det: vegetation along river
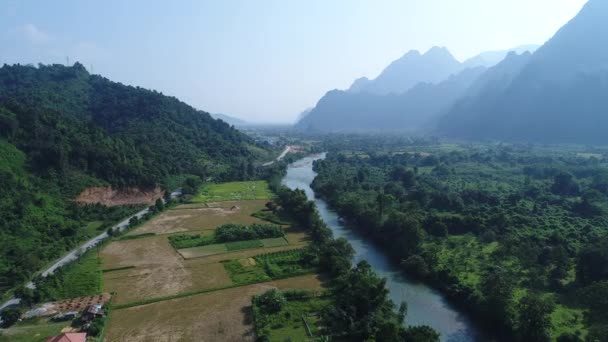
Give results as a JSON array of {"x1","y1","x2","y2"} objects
[{"x1": 282, "y1": 153, "x2": 482, "y2": 342}]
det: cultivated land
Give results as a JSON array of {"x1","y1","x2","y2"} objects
[
  {"x1": 105, "y1": 275, "x2": 323, "y2": 342},
  {"x1": 101, "y1": 181, "x2": 323, "y2": 341},
  {"x1": 126, "y1": 200, "x2": 269, "y2": 235},
  {"x1": 191, "y1": 181, "x2": 273, "y2": 203}
]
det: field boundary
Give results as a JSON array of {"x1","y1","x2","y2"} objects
[
  {"x1": 112, "y1": 270, "x2": 318, "y2": 310},
  {"x1": 102, "y1": 266, "x2": 136, "y2": 273}
]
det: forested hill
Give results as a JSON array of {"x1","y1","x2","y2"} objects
[
  {"x1": 0, "y1": 63, "x2": 265, "y2": 292},
  {"x1": 0, "y1": 63, "x2": 261, "y2": 188}
]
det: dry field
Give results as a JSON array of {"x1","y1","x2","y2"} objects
[
  {"x1": 102, "y1": 196, "x2": 321, "y2": 341},
  {"x1": 126, "y1": 200, "x2": 268, "y2": 235},
  {"x1": 105, "y1": 275, "x2": 325, "y2": 342},
  {"x1": 101, "y1": 235, "x2": 233, "y2": 305}
]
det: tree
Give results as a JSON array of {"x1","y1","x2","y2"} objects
[
  {"x1": 182, "y1": 175, "x2": 202, "y2": 195},
  {"x1": 401, "y1": 255, "x2": 430, "y2": 279},
  {"x1": 551, "y1": 172, "x2": 579, "y2": 196},
  {"x1": 402, "y1": 325, "x2": 440, "y2": 342},
  {"x1": 254, "y1": 289, "x2": 286, "y2": 314},
  {"x1": 517, "y1": 293, "x2": 554, "y2": 342},
  {"x1": 319, "y1": 238, "x2": 354, "y2": 276},
  {"x1": 14, "y1": 286, "x2": 35, "y2": 307},
  {"x1": 382, "y1": 212, "x2": 423, "y2": 258},
  {"x1": 576, "y1": 238, "x2": 608, "y2": 286},
  {"x1": 376, "y1": 193, "x2": 394, "y2": 221},
  {"x1": 325, "y1": 261, "x2": 409, "y2": 341},
  {"x1": 0, "y1": 307, "x2": 22, "y2": 328},
  {"x1": 480, "y1": 267, "x2": 515, "y2": 333},
  {"x1": 155, "y1": 198, "x2": 165, "y2": 212},
  {"x1": 128, "y1": 216, "x2": 139, "y2": 227}
]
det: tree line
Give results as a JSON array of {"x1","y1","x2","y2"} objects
[{"x1": 311, "y1": 143, "x2": 608, "y2": 341}]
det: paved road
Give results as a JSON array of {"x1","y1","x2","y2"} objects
[
  {"x1": 0, "y1": 190, "x2": 181, "y2": 313},
  {"x1": 262, "y1": 145, "x2": 292, "y2": 166}
]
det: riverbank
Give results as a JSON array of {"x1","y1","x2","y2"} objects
[{"x1": 282, "y1": 154, "x2": 482, "y2": 342}]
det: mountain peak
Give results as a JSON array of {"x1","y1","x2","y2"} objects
[
  {"x1": 403, "y1": 49, "x2": 421, "y2": 58},
  {"x1": 425, "y1": 46, "x2": 452, "y2": 57}
]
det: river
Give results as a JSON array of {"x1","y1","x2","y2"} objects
[{"x1": 282, "y1": 153, "x2": 481, "y2": 342}]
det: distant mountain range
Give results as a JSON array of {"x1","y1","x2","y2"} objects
[
  {"x1": 298, "y1": 0, "x2": 608, "y2": 143},
  {"x1": 439, "y1": 0, "x2": 608, "y2": 143},
  {"x1": 296, "y1": 45, "x2": 536, "y2": 132},
  {"x1": 297, "y1": 66, "x2": 486, "y2": 132}
]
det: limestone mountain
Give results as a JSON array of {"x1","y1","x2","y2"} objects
[
  {"x1": 348, "y1": 46, "x2": 463, "y2": 95},
  {"x1": 438, "y1": 0, "x2": 608, "y2": 143},
  {"x1": 296, "y1": 66, "x2": 486, "y2": 132}
]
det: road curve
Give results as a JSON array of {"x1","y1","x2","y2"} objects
[{"x1": 262, "y1": 145, "x2": 292, "y2": 166}]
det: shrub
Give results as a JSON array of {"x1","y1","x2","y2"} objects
[{"x1": 254, "y1": 289, "x2": 287, "y2": 314}]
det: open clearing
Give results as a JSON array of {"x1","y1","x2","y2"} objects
[
  {"x1": 127, "y1": 200, "x2": 268, "y2": 235},
  {"x1": 191, "y1": 181, "x2": 273, "y2": 203},
  {"x1": 105, "y1": 275, "x2": 324, "y2": 342}
]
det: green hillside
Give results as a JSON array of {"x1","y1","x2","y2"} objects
[{"x1": 0, "y1": 63, "x2": 266, "y2": 292}]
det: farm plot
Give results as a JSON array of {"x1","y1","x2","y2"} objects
[
  {"x1": 191, "y1": 181, "x2": 273, "y2": 203},
  {"x1": 223, "y1": 249, "x2": 314, "y2": 286},
  {"x1": 177, "y1": 237, "x2": 291, "y2": 259},
  {"x1": 105, "y1": 275, "x2": 324, "y2": 342},
  {"x1": 127, "y1": 200, "x2": 268, "y2": 235},
  {"x1": 254, "y1": 296, "x2": 330, "y2": 342},
  {"x1": 101, "y1": 235, "x2": 232, "y2": 305}
]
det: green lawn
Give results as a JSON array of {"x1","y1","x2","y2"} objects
[
  {"x1": 191, "y1": 181, "x2": 273, "y2": 203},
  {"x1": 0, "y1": 319, "x2": 66, "y2": 342}
]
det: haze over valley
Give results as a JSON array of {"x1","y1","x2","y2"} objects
[{"x1": 3, "y1": 1, "x2": 608, "y2": 342}]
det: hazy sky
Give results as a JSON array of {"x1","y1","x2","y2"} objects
[{"x1": 0, "y1": 0, "x2": 587, "y2": 123}]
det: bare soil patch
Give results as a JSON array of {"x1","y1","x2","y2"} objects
[{"x1": 75, "y1": 186, "x2": 163, "y2": 206}]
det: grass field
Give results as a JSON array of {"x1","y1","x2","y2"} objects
[
  {"x1": 191, "y1": 181, "x2": 273, "y2": 203},
  {"x1": 38, "y1": 251, "x2": 103, "y2": 300},
  {"x1": 255, "y1": 297, "x2": 329, "y2": 341},
  {"x1": 0, "y1": 319, "x2": 66, "y2": 342}
]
